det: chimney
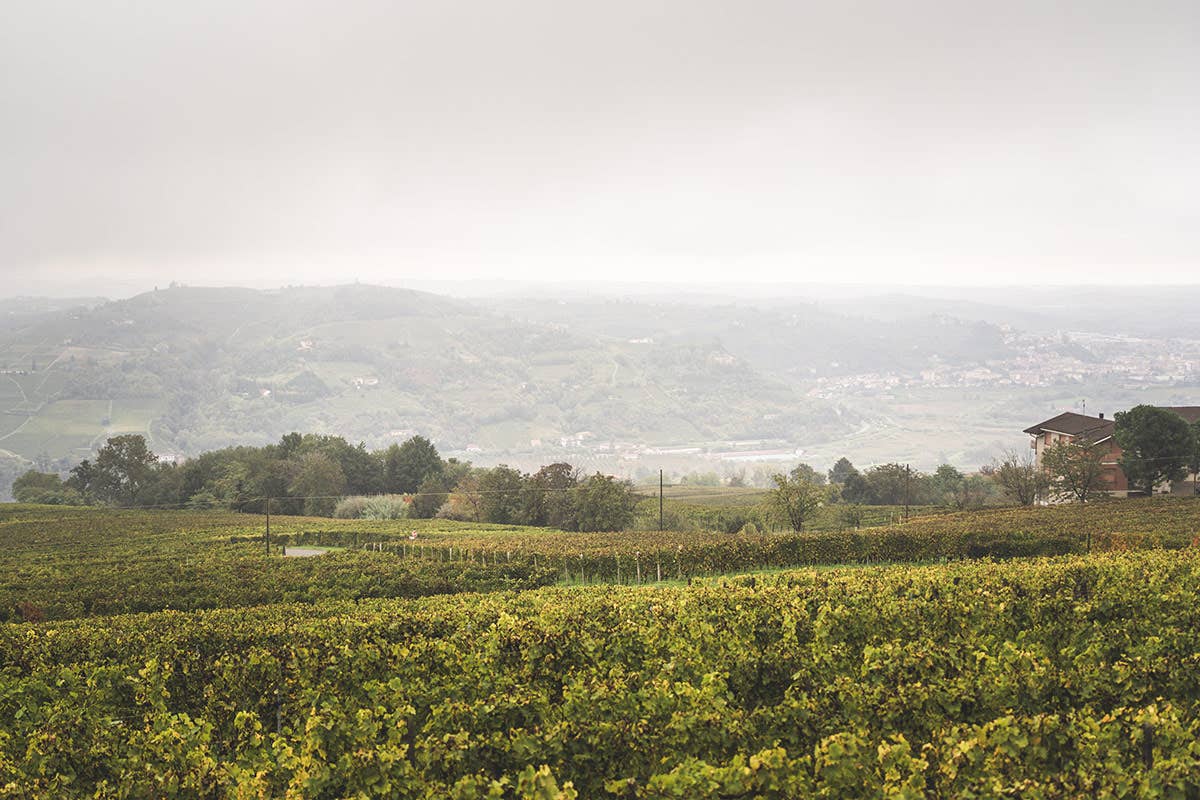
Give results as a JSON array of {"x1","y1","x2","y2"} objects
[{"x1": 1098, "y1": 412, "x2": 1104, "y2": 420}]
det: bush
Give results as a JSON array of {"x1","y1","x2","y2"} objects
[
  {"x1": 334, "y1": 495, "x2": 409, "y2": 520},
  {"x1": 720, "y1": 510, "x2": 754, "y2": 534},
  {"x1": 361, "y1": 495, "x2": 409, "y2": 520},
  {"x1": 185, "y1": 490, "x2": 222, "y2": 510},
  {"x1": 10, "y1": 470, "x2": 83, "y2": 506},
  {"x1": 333, "y1": 496, "x2": 371, "y2": 519}
]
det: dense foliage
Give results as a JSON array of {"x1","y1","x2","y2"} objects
[
  {"x1": 1114, "y1": 405, "x2": 1197, "y2": 495},
  {"x1": 3, "y1": 550, "x2": 1200, "y2": 796},
  {"x1": 14, "y1": 434, "x2": 637, "y2": 528}
]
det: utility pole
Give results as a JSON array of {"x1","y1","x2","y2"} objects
[
  {"x1": 265, "y1": 497, "x2": 271, "y2": 555},
  {"x1": 657, "y1": 470, "x2": 667, "y2": 532},
  {"x1": 903, "y1": 464, "x2": 910, "y2": 523}
]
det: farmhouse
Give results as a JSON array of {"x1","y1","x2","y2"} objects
[{"x1": 1024, "y1": 407, "x2": 1200, "y2": 497}]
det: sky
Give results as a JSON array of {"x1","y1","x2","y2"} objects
[{"x1": 2, "y1": 0, "x2": 1199, "y2": 292}]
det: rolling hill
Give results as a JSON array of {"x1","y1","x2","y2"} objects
[{"x1": 0, "y1": 284, "x2": 856, "y2": 495}]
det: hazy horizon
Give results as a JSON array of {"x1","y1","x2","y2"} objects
[{"x1": 13, "y1": 276, "x2": 1200, "y2": 304}]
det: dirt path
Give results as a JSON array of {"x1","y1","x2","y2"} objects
[{"x1": 283, "y1": 547, "x2": 326, "y2": 558}]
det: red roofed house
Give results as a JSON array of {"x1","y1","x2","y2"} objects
[{"x1": 1024, "y1": 407, "x2": 1200, "y2": 499}]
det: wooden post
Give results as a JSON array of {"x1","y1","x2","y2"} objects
[{"x1": 659, "y1": 469, "x2": 664, "y2": 531}]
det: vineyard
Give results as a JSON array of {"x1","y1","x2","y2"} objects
[
  {"x1": 3, "y1": 550, "x2": 1200, "y2": 797},
  {"x1": 0, "y1": 507, "x2": 555, "y2": 622},
  {"x1": 630, "y1": 491, "x2": 948, "y2": 534},
  {"x1": 4, "y1": 499, "x2": 1200, "y2": 621}
]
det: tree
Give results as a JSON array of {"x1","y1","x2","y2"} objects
[
  {"x1": 478, "y1": 465, "x2": 526, "y2": 524},
  {"x1": 244, "y1": 457, "x2": 301, "y2": 515},
  {"x1": 442, "y1": 470, "x2": 485, "y2": 522},
  {"x1": 931, "y1": 464, "x2": 965, "y2": 507},
  {"x1": 276, "y1": 432, "x2": 304, "y2": 460},
  {"x1": 135, "y1": 462, "x2": 186, "y2": 508},
  {"x1": 328, "y1": 440, "x2": 383, "y2": 496},
  {"x1": 828, "y1": 457, "x2": 858, "y2": 486},
  {"x1": 862, "y1": 463, "x2": 921, "y2": 506},
  {"x1": 573, "y1": 473, "x2": 636, "y2": 532},
  {"x1": 1189, "y1": 420, "x2": 1200, "y2": 495},
  {"x1": 90, "y1": 435, "x2": 159, "y2": 506},
  {"x1": 766, "y1": 473, "x2": 827, "y2": 532},
  {"x1": 410, "y1": 474, "x2": 451, "y2": 519},
  {"x1": 66, "y1": 459, "x2": 97, "y2": 498},
  {"x1": 1114, "y1": 405, "x2": 1196, "y2": 495},
  {"x1": 789, "y1": 463, "x2": 826, "y2": 485},
  {"x1": 383, "y1": 436, "x2": 444, "y2": 494},
  {"x1": 11, "y1": 471, "x2": 81, "y2": 505},
  {"x1": 680, "y1": 471, "x2": 721, "y2": 487},
  {"x1": 1042, "y1": 436, "x2": 1107, "y2": 503},
  {"x1": 951, "y1": 474, "x2": 993, "y2": 510},
  {"x1": 522, "y1": 463, "x2": 578, "y2": 528},
  {"x1": 294, "y1": 434, "x2": 382, "y2": 495},
  {"x1": 288, "y1": 452, "x2": 346, "y2": 516},
  {"x1": 12, "y1": 470, "x2": 62, "y2": 500},
  {"x1": 840, "y1": 470, "x2": 874, "y2": 504},
  {"x1": 990, "y1": 450, "x2": 1047, "y2": 506},
  {"x1": 411, "y1": 458, "x2": 472, "y2": 519}
]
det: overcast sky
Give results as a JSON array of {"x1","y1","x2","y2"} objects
[{"x1": 2, "y1": 0, "x2": 1199, "y2": 292}]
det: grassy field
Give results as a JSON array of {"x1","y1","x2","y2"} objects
[{"x1": 0, "y1": 396, "x2": 167, "y2": 461}]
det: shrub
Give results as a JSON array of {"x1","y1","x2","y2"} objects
[
  {"x1": 333, "y1": 496, "x2": 371, "y2": 519},
  {"x1": 361, "y1": 495, "x2": 409, "y2": 520},
  {"x1": 334, "y1": 495, "x2": 409, "y2": 519}
]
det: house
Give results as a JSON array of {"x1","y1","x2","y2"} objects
[{"x1": 1024, "y1": 407, "x2": 1200, "y2": 498}]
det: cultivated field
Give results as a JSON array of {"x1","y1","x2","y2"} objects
[
  {"x1": 2, "y1": 498, "x2": 1200, "y2": 796},
  {"x1": 4, "y1": 498, "x2": 1199, "y2": 622}
]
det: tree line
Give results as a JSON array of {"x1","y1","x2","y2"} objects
[
  {"x1": 10, "y1": 433, "x2": 638, "y2": 531},
  {"x1": 14, "y1": 404, "x2": 1196, "y2": 531},
  {"x1": 762, "y1": 404, "x2": 1200, "y2": 532},
  {"x1": 759, "y1": 458, "x2": 1002, "y2": 533}
]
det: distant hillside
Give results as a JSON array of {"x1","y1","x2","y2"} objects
[
  {"x1": 492, "y1": 297, "x2": 1015, "y2": 378},
  {"x1": 5, "y1": 282, "x2": 1199, "y2": 500},
  {"x1": 0, "y1": 285, "x2": 856, "y2": 491}
]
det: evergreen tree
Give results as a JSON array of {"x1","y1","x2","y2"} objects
[{"x1": 1114, "y1": 405, "x2": 1195, "y2": 495}]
